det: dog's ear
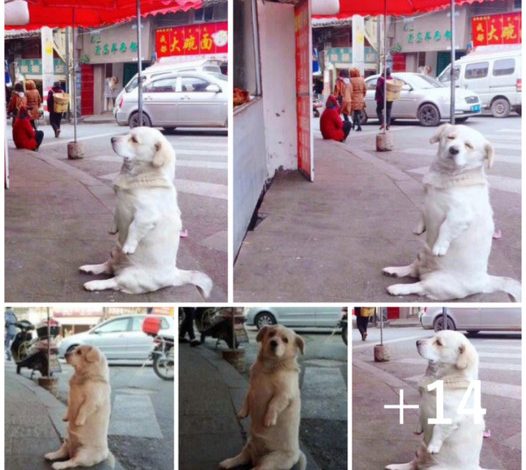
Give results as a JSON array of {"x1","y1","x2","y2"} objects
[
  {"x1": 152, "y1": 140, "x2": 167, "y2": 167},
  {"x1": 256, "y1": 326, "x2": 269, "y2": 343},
  {"x1": 429, "y1": 123, "x2": 452, "y2": 144},
  {"x1": 85, "y1": 346, "x2": 100, "y2": 363},
  {"x1": 484, "y1": 141, "x2": 494, "y2": 169},
  {"x1": 295, "y1": 334, "x2": 305, "y2": 355},
  {"x1": 456, "y1": 342, "x2": 475, "y2": 370}
]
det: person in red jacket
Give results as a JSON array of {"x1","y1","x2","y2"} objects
[
  {"x1": 320, "y1": 95, "x2": 352, "y2": 142},
  {"x1": 13, "y1": 106, "x2": 44, "y2": 151}
]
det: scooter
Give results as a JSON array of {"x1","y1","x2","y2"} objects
[
  {"x1": 11, "y1": 319, "x2": 61, "y2": 377},
  {"x1": 142, "y1": 316, "x2": 174, "y2": 381},
  {"x1": 195, "y1": 308, "x2": 248, "y2": 349}
]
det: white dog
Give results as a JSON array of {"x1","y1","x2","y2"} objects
[
  {"x1": 220, "y1": 325, "x2": 307, "y2": 470},
  {"x1": 383, "y1": 124, "x2": 521, "y2": 301},
  {"x1": 386, "y1": 330, "x2": 485, "y2": 470},
  {"x1": 45, "y1": 345, "x2": 113, "y2": 469},
  {"x1": 79, "y1": 127, "x2": 213, "y2": 297}
]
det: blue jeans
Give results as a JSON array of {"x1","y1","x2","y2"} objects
[{"x1": 5, "y1": 334, "x2": 14, "y2": 360}]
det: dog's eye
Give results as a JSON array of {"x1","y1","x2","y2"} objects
[
  {"x1": 131, "y1": 136, "x2": 138, "y2": 143},
  {"x1": 435, "y1": 339, "x2": 442, "y2": 346},
  {"x1": 268, "y1": 331, "x2": 275, "y2": 338},
  {"x1": 447, "y1": 135, "x2": 455, "y2": 140},
  {"x1": 76, "y1": 350, "x2": 81, "y2": 354},
  {"x1": 282, "y1": 337, "x2": 288, "y2": 343},
  {"x1": 465, "y1": 142, "x2": 473, "y2": 150}
]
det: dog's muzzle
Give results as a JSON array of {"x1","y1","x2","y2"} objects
[
  {"x1": 448, "y1": 145, "x2": 460, "y2": 156},
  {"x1": 270, "y1": 339, "x2": 278, "y2": 350}
]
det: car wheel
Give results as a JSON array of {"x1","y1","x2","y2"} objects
[
  {"x1": 491, "y1": 97, "x2": 511, "y2": 118},
  {"x1": 455, "y1": 117, "x2": 469, "y2": 123},
  {"x1": 129, "y1": 112, "x2": 152, "y2": 128},
  {"x1": 417, "y1": 103, "x2": 441, "y2": 126},
  {"x1": 254, "y1": 312, "x2": 277, "y2": 329},
  {"x1": 466, "y1": 330, "x2": 480, "y2": 337},
  {"x1": 433, "y1": 315, "x2": 456, "y2": 332}
]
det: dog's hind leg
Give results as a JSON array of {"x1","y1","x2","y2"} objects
[
  {"x1": 219, "y1": 445, "x2": 251, "y2": 469},
  {"x1": 79, "y1": 260, "x2": 113, "y2": 275},
  {"x1": 387, "y1": 281, "x2": 426, "y2": 297},
  {"x1": 83, "y1": 277, "x2": 120, "y2": 292},
  {"x1": 44, "y1": 441, "x2": 69, "y2": 461},
  {"x1": 51, "y1": 448, "x2": 108, "y2": 469},
  {"x1": 383, "y1": 260, "x2": 419, "y2": 279}
]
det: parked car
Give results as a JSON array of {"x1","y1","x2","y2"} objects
[
  {"x1": 114, "y1": 70, "x2": 227, "y2": 129},
  {"x1": 420, "y1": 307, "x2": 521, "y2": 335},
  {"x1": 58, "y1": 315, "x2": 174, "y2": 360},
  {"x1": 362, "y1": 72, "x2": 482, "y2": 126},
  {"x1": 437, "y1": 46, "x2": 521, "y2": 117},
  {"x1": 245, "y1": 307, "x2": 341, "y2": 330}
]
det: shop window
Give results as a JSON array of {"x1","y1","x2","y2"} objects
[
  {"x1": 465, "y1": 62, "x2": 488, "y2": 79},
  {"x1": 493, "y1": 58, "x2": 515, "y2": 76},
  {"x1": 234, "y1": 0, "x2": 262, "y2": 97}
]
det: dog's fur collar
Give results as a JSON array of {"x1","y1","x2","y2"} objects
[
  {"x1": 114, "y1": 172, "x2": 172, "y2": 190},
  {"x1": 424, "y1": 166, "x2": 487, "y2": 190},
  {"x1": 255, "y1": 355, "x2": 300, "y2": 374},
  {"x1": 70, "y1": 372, "x2": 109, "y2": 386}
]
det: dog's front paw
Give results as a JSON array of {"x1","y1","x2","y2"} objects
[
  {"x1": 219, "y1": 458, "x2": 234, "y2": 469},
  {"x1": 122, "y1": 241, "x2": 137, "y2": 254},
  {"x1": 264, "y1": 412, "x2": 277, "y2": 427},
  {"x1": 44, "y1": 452, "x2": 56, "y2": 461},
  {"x1": 432, "y1": 240, "x2": 449, "y2": 256},
  {"x1": 52, "y1": 462, "x2": 69, "y2": 470},
  {"x1": 427, "y1": 442, "x2": 441, "y2": 454},
  {"x1": 236, "y1": 410, "x2": 248, "y2": 420}
]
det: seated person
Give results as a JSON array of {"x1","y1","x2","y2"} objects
[
  {"x1": 13, "y1": 106, "x2": 44, "y2": 151},
  {"x1": 320, "y1": 95, "x2": 352, "y2": 142}
]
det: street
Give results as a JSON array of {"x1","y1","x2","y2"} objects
[
  {"x1": 13, "y1": 358, "x2": 174, "y2": 470},
  {"x1": 352, "y1": 325, "x2": 521, "y2": 469},
  {"x1": 201, "y1": 327, "x2": 349, "y2": 469},
  {"x1": 5, "y1": 120, "x2": 227, "y2": 301}
]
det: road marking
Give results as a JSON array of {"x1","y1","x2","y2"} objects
[
  {"x1": 404, "y1": 147, "x2": 520, "y2": 161},
  {"x1": 177, "y1": 160, "x2": 227, "y2": 170},
  {"x1": 176, "y1": 149, "x2": 227, "y2": 157},
  {"x1": 302, "y1": 367, "x2": 347, "y2": 420},
  {"x1": 352, "y1": 334, "x2": 426, "y2": 351},
  {"x1": 399, "y1": 358, "x2": 521, "y2": 371},
  {"x1": 109, "y1": 394, "x2": 163, "y2": 438},
  {"x1": 175, "y1": 178, "x2": 227, "y2": 200}
]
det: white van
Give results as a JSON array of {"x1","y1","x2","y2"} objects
[{"x1": 437, "y1": 46, "x2": 521, "y2": 117}]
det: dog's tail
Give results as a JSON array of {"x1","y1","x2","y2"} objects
[
  {"x1": 297, "y1": 450, "x2": 307, "y2": 470},
  {"x1": 174, "y1": 269, "x2": 213, "y2": 299},
  {"x1": 485, "y1": 275, "x2": 522, "y2": 302}
]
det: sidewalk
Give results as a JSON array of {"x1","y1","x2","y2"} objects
[
  {"x1": 352, "y1": 357, "x2": 512, "y2": 469},
  {"x1": 179, "y1": 345, "x2": 320, "y2": 470},
  {"x1": 234, "y1": 135, "x2": 518, "y2": 302},
  {"x1": 5, "y1": 139, "x2": 217, "y2": 302},
  {"x1": 5, "y1": 363, "x2": 120, "y2": 470}
]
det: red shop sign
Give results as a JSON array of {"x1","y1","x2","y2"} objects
[
  {"x1": 155, "y1": 21, "x2": 228, "y2": 58},
  {"x1": 472, "y1": 12, "x2": 521, "y2": 46}
]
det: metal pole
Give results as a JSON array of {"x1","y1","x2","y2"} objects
[
  {"x1": 442, "y1": 307, "x2": 448, "y2": 330},
  {"x1": 380, "y1": 308, "x2": 384, "y2": 345},
  {"x1": 72, "y1": 9, "x2": 77, "y2": 142},
  {"x1": 383, "y1": 3, "x2": 387, "y2": 133},
  {"x1": 450, "y1": 0, "x2": 456, "y2": 124},
  {"x1": 136, "y1": 0, "x2": 143, "y2": 126},
  {"x1": 47, "y1": 307, "x2": 51, "y2": 377}
]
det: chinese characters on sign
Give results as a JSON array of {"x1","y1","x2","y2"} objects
[
  {"x1": 94, "y1": 41, "x2": 137, "y2": 56},
  {"x1": 155, "y1": 22, "x2": 228, "y2": 58},
  {"x1": 472, "y1": 12, "x2": 521, "y2": 46},
  {"x1": 407, "y1": 29, "x2": 452, "y2": 44}
]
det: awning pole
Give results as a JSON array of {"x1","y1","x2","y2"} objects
[
  {"x1": 450, "y1": 0, "x2": 456, "y2": 124},
  {"x1": 72, "y1": 8, "x2": 77, "y2": 142},
  {"x1": 383, "y1": 0, "x2": 387, "y2": 133},
  {"x1": 136, "y1": 0, "x2": 143, "y2": 126}
]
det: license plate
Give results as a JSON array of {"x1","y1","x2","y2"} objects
[
  {"x1": 471, "y1": 104, "x2": 481, "y2": 112},
  {"x1": 49, "y1": 356, "x2": 61, "y2": 373}
]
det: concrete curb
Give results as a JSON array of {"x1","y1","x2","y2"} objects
[
  {"x1": 14, "y1": 374, "x2": 125, "y2": 470},
  {"x1": 196, "y1": 346, "x2": 322, "y2": 470}
]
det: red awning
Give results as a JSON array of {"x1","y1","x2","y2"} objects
[
  {"x1": 6, "y1": 0, "x2": 203, "y2": 30},
  {"x1": 316, "y1": 0, "x2": 491, "y2": 17}
]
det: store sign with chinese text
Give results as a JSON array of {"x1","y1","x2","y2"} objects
[
  {"x1": 19, "y1": 58, "x2": 66, "y2": 76},
  {"x1": 295, "y1": 0, "x2": 313, "y2": 182},
  {"x1": 472, "y1": 12, "x2": 521, "y2": 46},
  {"x1": 93, "y1": 40, "x2": 138, "y2": 57},
  {"x1": 406, "y1": 29, "x2": 452, "y2": 45},
  {"x1": 155, "y1": 22, "x2": 228, "y2": 58}
]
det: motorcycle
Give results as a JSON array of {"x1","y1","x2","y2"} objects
[
  {"x1": 11, "y1": 319, "x2": 62, "y2": 377},
  {"x1": 194, "y1": 308, "x2": 248, "y2": 349},
  {"x1": 142, "y1": 316, "x2": 174, "y2": 381}
]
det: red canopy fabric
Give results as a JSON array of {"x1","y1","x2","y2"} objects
[
  {"x1": 317, "y1": 0, "x2": 491, "y2": 17},
  {"x1": 6, "y1": 0, "x2": 202, "y2": 30}
]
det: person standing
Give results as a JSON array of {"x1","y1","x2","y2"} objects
[
  {"x1": 375, "y1": 68, "x2": 393, "y2": 130},
  {"x1": 320, "y1": 95, "x2": 352, "y2": 142},
  {"x1": 334, "y1": 70, "x2": 353, "y2": 122},
  {"x1": 179, "y1": 307, "x2": 200, "y2": 347},
  {"x1": 13, "y1": 106, "x2": 44, "y2": 151},
  {"x1": 7, "y1": 82, "x2": 26, "y2": 121},
  {"x1": 47, "y1": 81, "x2": 65, "y2": 138},
  {"x1": 5, "y1": 307, "x2": 18, "y2": 361},
  {"x1": 355, "y1": 306, "x2": 375, "y2": 341},
  {"x1": 24, "y1": 80, "x2": 42, "y2": 129},
  {"x1": 350, "y1": 67, "x2": 367, "y2": 131}
]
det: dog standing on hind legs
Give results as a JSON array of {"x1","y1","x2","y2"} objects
[
  {"x1": 383, "y1": 123, "x2": 521, "y2": 301},
  {"x1": 220, "y1": 325, "x2": 307, "y2": 470}
]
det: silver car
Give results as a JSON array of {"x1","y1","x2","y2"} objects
[
  {"x1": 245, "y1": 307, "x2": 342, "y2": 330},
  {"x1": 115, "y1": 70, "x2": 227, "y2": 129},
  {"x1": 58, "y1": 315, "x2": 174, "y2": 360},
  {"x1": 363, "y1": 72, "x2": 482, "y2": 126},
  {"x1": 420, "y1": 307, "x2": 521, "y2": 335}
]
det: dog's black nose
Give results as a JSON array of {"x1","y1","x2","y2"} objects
[
  {"x1": 416, "y1": 339, "x2": 423, "y2": 346},
  {"x1": 449, "y1": 145, "x2": 460, "y2": 155},
  {"x1": 111, "y1": 137, "x2": 117, "y2": 143},
  {"x1": 270, "y1": 340, "x2": 278, "y2": 349}
]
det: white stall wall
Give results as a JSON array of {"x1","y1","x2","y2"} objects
[{"x1": 258, "y1": 0, "x2": 297, "y2": 176}]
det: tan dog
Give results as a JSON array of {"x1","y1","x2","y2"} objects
[
  {"x1": 220, "y1": 325, "x2": 307, "y2": 470},
  {"x1": 45, "y1": 345, "x2": 113, "y2": 469},
  {"x1": 386, "y1": 330, "x2": 485, "y2": 470}
]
